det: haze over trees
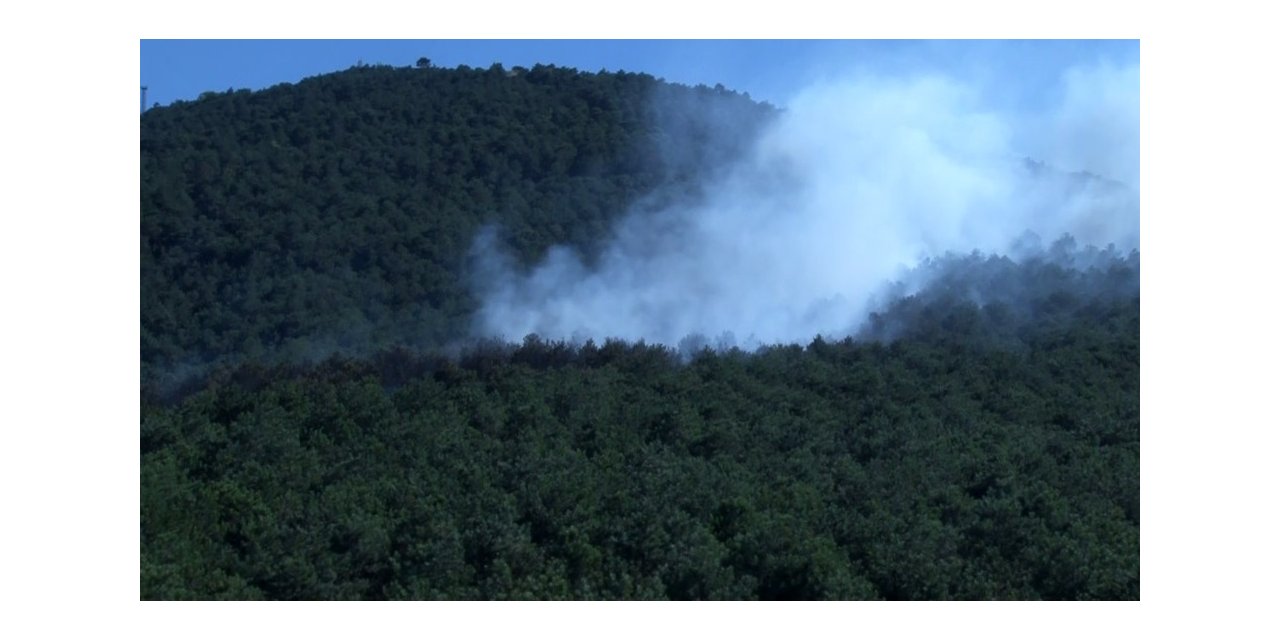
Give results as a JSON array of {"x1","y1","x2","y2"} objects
[
  {"x1": 142, "y1": 62, "x2": 773, "y2": 389},
  {"x1": 140, "y1": 62, "x2": 1138, "y2": 600}
]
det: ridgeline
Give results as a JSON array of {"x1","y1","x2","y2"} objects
[{"x1": 140, "y1": 63, "x2": 1138, "y2": 600}]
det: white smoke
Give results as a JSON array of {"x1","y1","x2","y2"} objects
[{"x1": 470, "y1": 63, "x2": 1139, "y2": 348}]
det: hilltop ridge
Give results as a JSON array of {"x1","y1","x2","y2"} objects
[{"x1": 142, "y1": 63, "x2": 776, "y2": 386}]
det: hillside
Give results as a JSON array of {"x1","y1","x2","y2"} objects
[
  {"x1": 141, "y1": 244, "x2": 1139, "y2": 600},
  {"x1": 141, "y1": 63, "x2": 775, "y2": 387},
  {"x1": 139, "y1": 63, "x2": 1138, "y2": 600},
  {"x1": 142, "y1": 292, "x2": 1138, "y2": 599}
]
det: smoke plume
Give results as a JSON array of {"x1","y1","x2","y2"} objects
[{"x1": 470, "y1": 62, "x2": 1139, "y2": 348}]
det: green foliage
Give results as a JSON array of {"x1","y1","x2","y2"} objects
[
  {"x1": 140, "y1": 63, "x2": 1138, "y2": 600},
  {"x1": 141, "y1": 294, "x2": 1139, "y2": 600},
  {"x1": 141, "y1": 63, "x2": 774, "y2": 388}
]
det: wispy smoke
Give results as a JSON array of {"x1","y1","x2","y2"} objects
[{"x1": 470, "y1": 62, "x2": 1139, "y2": 347}]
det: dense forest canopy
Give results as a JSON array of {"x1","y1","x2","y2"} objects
[
  {"x1": 141, "y1": 63, "x2": 774, "y2": 389},
  {"x1": 140, "y1": 62, "x2": 1138, "y2": 600},
  {"x1": 142, "y1": 270, "x2": 1138, "y2": 599}
]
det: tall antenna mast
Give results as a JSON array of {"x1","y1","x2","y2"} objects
[{"x1": 141, "y1": 86, "x2": 148, "y2": 113}]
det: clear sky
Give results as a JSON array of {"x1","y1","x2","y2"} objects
[{"x1": 140, "y1": 39, "x2": 1137, "y2": 111}]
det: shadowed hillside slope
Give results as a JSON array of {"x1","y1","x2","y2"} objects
[{"x1": 142, "y1": 63, "x2": 775, "y2": 386}]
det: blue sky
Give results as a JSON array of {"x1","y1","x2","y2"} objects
[{"x1": 140, "y1": 40, "x2": 1137, "y2": 111}]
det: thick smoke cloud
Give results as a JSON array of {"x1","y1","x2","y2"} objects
[{"x1": 471, "y1": 63, "x2": 1139, "y2": 348}]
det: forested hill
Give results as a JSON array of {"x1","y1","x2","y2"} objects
[
  {"x1": 141, "y1": 62, "x2": 1139, "y2": 600},
  {"x1": 142, "y1": 287, "x2": 1138, "y2": 600},
  {"x1": 142, "y1": 241, "x2": 1139, "y2": 599},
  {"x1": 141, "y1": 63, "x2": 776, "y2": 387}
]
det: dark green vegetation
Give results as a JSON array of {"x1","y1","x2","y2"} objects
[
  {"x1": 142, "y1": 62, "x2": 772, "y2": 388},
  {"x1": 141, "y1": 63, "x2": 1138, "y2": 600},
  {"x1": 141, "y1": 247, "x2": 1139, "y2": 599}
]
